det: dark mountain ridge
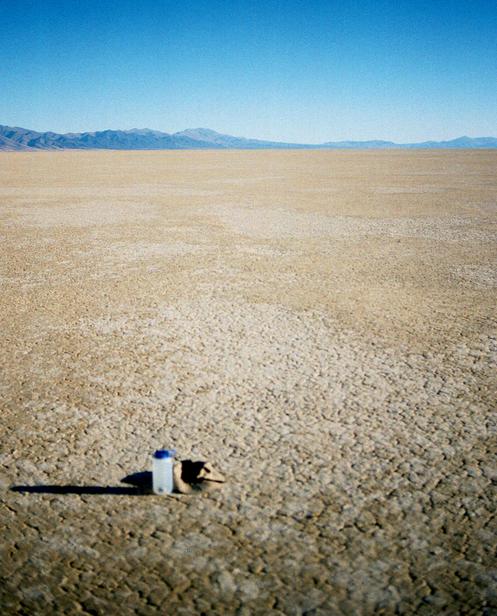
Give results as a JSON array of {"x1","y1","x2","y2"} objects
[{"x1": 1, "y1": 124, "x2": 496, "y2": 151}]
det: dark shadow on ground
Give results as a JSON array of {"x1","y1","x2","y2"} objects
[{"x1": 10, "y1": 471, "x2": 153, "y2": 496}]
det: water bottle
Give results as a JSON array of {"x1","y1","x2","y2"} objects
[{"x1": 152, "y1": 449, "x2": 176, "y2": 494}]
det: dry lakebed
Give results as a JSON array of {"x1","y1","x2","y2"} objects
[{"x1": 0, "y1": 150, "x2": 496, "y2": 615}]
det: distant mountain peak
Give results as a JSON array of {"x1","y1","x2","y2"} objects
[
  {"x1": 177, "y1": 128, "x2": 224, "y2": 137},
  {"x1": 173, "y1": 128, "x2": 246, "y2": 145},
  {"x1": 125, "y1": 128, "x2": 168, "y2": 136}
]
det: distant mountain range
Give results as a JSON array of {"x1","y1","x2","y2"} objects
[{"x1": 1, "y1": 124, "x2": 496, "y2": 151}]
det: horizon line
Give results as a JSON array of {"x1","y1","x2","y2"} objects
[{"x1": 2, "y1": 122, "x2": 497, "y2": 146}]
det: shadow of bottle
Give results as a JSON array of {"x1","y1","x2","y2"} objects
[{"x1": 10, "y1": 471, "x2": 153, "y2": 496}]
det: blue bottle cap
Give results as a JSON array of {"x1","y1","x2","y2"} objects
[{"x1": 154, "y1": 449, "x2": 176, "y2": 459}]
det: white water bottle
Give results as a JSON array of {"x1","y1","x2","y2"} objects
[{"x1": 152, "y1": 449, "x2": 176, "y2": 494}]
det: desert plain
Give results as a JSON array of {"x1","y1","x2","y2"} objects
[{"x1": 0, "y1": 149, "x2": 496, "y2": 615}]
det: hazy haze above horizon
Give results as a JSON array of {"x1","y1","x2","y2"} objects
[{"x1": 0, "y1": 0, "x2": 496, "y2": 143}]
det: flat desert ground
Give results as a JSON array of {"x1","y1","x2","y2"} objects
[{"x1": 0, "y1": 150, "x2": 496, "y2": 615}]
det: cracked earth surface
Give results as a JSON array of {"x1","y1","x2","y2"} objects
[{"x1": 1, "y1": 150, "x2": 496, "y2": 614}]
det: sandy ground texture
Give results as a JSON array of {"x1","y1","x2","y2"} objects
[{"x1": 0, "y1": 150, "x2": 496, "y2": 615}]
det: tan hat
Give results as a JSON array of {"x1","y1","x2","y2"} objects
[{"x1": 173, "y1": 460, "x2": 226, "y2": 494}]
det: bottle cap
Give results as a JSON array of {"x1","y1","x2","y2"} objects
[{"x1": 154, "y1": 449, "x2": 176, "y2": 459}]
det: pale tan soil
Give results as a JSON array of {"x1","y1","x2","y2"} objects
[{"x1": 0, "y1": 150, "x2": 496, "y2": 615}]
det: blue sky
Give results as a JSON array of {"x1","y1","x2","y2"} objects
[{"x1": 0, "y1": 0, "x2": 496, "y2": 142}]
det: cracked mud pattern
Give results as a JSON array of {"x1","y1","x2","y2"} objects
[{"x1": 1, "y1": 150, "x2": 496, "y2": 615}]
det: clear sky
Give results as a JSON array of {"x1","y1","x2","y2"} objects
[{"x1": 0, "y1": 0, "x2": 496, "y2": 142}]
